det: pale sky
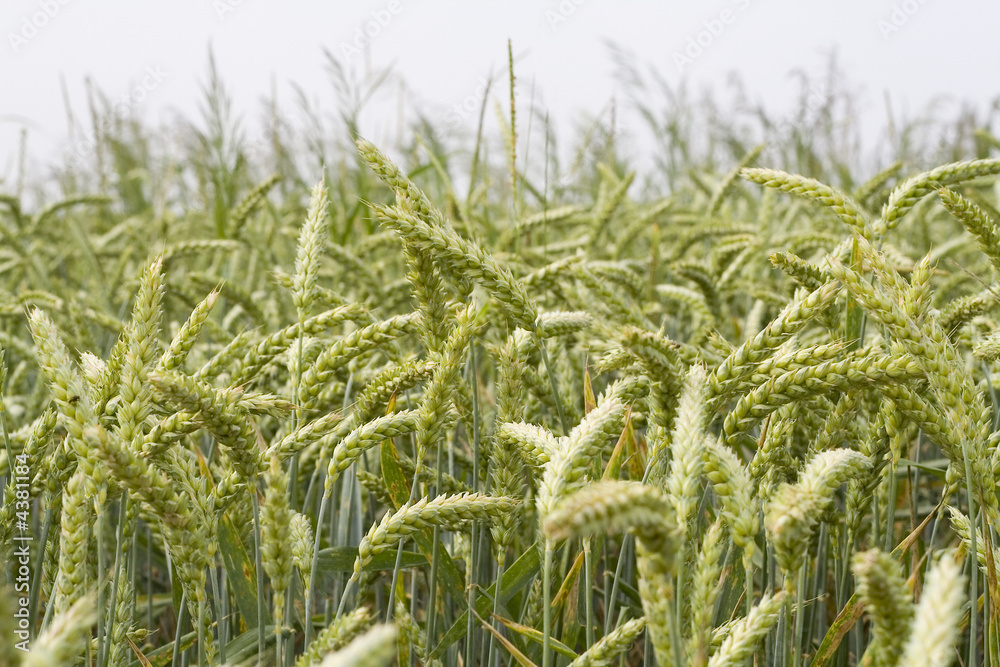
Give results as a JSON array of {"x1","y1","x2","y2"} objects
[{"x1": 2, "y1": 1, "x2": 998, "y2": 184}]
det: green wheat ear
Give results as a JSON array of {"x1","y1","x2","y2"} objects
[
  {"x1": 708, "y1": 591, "x2": 787, "y2": 667},
  {"x1": 898, "y1": 551, "x2": 965, "y2": 667},
  {"x1": 852, "y1": 549, "x2": 913, "y2": 667},
  {"x1": 293, "y1": 178, "x2": 330, "y2": 317},
  {"x1": 741, "y1": 167, "x2": 871, "y2": 236},
  {"x1": 261, "y1": 457, "x2": 293, "y2": 639},
  {"x1": 666, "y1": 364, "x2": 707, "y2": 532},
  {"x1": 12, "y1": 50, "x2": 1000, "y2": 667},
  {"x1": 298, "y1": 607, "x2": 373, "y2": 667},
  {"x1": 879, "y1": 157, "x2": 1000, "y2": 234},
  {"x1": 765, "y1": 448, "x2": 870, "y2": 580},
  {"x1": 569, "y1": 617, "x2": 646, "y2": 667},
  {"x1": 543, "y1": 480, "x2": 676, "y2": 543},
  {"x1": 22, "y1": 594, "x2": 97, "y2": 666},
  {"x1": 317, "y1": 624, "x2": 398, "y2": 667}
]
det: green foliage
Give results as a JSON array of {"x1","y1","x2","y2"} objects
[{"x1": 2, "y1": 60, "x2": 1000, "y2": 667}]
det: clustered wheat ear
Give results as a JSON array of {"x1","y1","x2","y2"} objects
[
  {"x1": 8, "y1": 85, "x2": 1000, "y2": 667},
  {"x1": 766, "y1": 448, "x2": 871, "y2": 580}
]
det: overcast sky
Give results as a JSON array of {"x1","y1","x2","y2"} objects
[{"x1": 2, "y1": 0, "x2": 998, "y2": 182}]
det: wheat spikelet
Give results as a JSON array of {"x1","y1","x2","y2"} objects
[
  {"x1": 880, "y1": 157, "x2": 1000, "y2": 233},
  {"x1": 323, "y1": 409, "x2": 420, "y2": 493},
  {"x1": 27, "y1": 309, "x2": 101, "y2": 491},
  {"x1": 149, "y1": 370, "x2": 262, "y2": 482},
  {"x1": 704, "y1": 437, "x2": 759, "y2": 565},
  {"x1": 947, "y1": 506, "x2": 1000, "y2": 573},
  {"x1": 297, "y1": 606, "x2": 373, "y2": 667},
  {"x1": 709, "y1": 280, "x2": 840, "y2": 407},
  {"x1": 852, "y1": 549, "x2": 913, "y2": 666},
  {"x1": 537, "y1": 310, "x2": 594, "y2": 338},
  {"x1": 318, "y1": 623, "x2": 397, "y2": 667},
  {"x1": 52, "y1": 470, "x2": 90, "y2": 617},
  {"x1": 416, "y1": 304, "x2": 481, "y2": 461},
  {"x1": 293, "y1": 179, "x2": 330, "y2": 317},
  {"x1": 262, "y1": 457, "x2": 293, "y2": 636},
  {"x1": 357, "y1": 137, "x2": 439, "y2": 222},
  {"x1": 22, "y1": 594, "x2": 96, "y2": 667},
  {"x1": 491, "y1": 331, "x2": 529, "y2": 557},
  {"x1": 741, "y1": 167, "x2": 870, "y2": 236},
  {"x1": 496, "y1": 421, "x2": 558, "y2": 467},
  {"x1": 393, "y1": 598, "x2": 443, "y2": 667},
  {"x1": 707, "y1": 591, "x2": 786, "y2": 667},
  {"x1": 158, "y1": 288, "x2": 219, "y2": 373},
  {"x1": 723, "y1": 351, "x2": 923, "y2": 447},
  {"x1": 299, "y1": 313, "x2": 421, "y2": 406},
  {"x1": 666, "y1": 364, "x2": 707, "y2": 530},
  {"x1": 371, "y1": 202, "x2": 538, "y2": 330},
  {"x1": 537, "y1": 397, "x2": 627, "y2": 523},
  {"x1": 232, "y1": 303, "x2": 371, "y2": 386},
  {"x1": 829, "y1": 232, "x2": 995, "y2": 504},
  {"x1": 543, "y1": 480, "x2": 674, "y2": 543},
  {"x1": 635, "y1": 537, "x2": 678, "y2": 667},
  {"x1": 569, "y1": 616, "x2": 646, "y2": 667},
  {"x1": 290, "y1": 511, "x2": 315, "y2": 587},
  {"x1": 769, "y1": 250, "x2": 828, "y2": 291},
  {"x1": 944, "y1": 290, "x2": 1000, "y2": 339},
  {"x1": 898, "y1": 552, "x2": 965, "y2": 667},
  {"x1": 268, "y1": 409, "x2": 344, "y2": 461},
  {"x1": 765, "y1": 449, "x2": 870, "y2": 578},
  {"x1": 687, "y1": 520, "x2": 725, "y2": 665},
  {"x1": 106, "y1": 573, "x2": 142, "y2": 667},
  {"x1": 116, "y1": 258, "x2": 164, "y2": 459},
  {"x1": 229, "y1": 172, "x2": 280, "y2": 237},
  {"x1": 354, "y1": 493, "x2": 517, "y2": 576},
  {"x1": 291, "y1": 358, "x2": 435, "y2": 465}
]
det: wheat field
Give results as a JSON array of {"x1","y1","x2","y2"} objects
[{"x1": 2, "y1": 57, "x2": 1000, "y2": 667}]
